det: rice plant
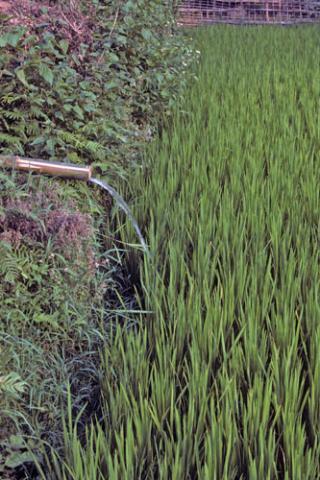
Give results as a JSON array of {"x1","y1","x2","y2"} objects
[{"x1": 53, "y1": 25, "x2": 320, "y2": 479}]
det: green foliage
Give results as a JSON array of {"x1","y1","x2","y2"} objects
[
  {"x1": 0, "y1": 242, "x2": 89, "y2": 328},
  {"x1": 0, "y1": 1, "x2": 194, "y2": 172},
  {"x1": 0, "y1": 176, "x2": 96, "y2": 330}
]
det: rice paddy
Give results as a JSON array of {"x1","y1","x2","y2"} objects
[{"x1": 60, "y1": 26, "x2": 320, "y2": 479}]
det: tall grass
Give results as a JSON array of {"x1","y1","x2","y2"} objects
[{"x1": 57, "y1": 26, "x2": 320, "y2": 479}]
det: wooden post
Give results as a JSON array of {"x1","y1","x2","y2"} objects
[{"x1": 266, "y1": 0, "x2": 270, "y2": 21}]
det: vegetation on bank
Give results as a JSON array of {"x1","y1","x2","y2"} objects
[
  {"x1": 56, "y1": 26, "x2": 320, "y2": 479},
  {"x1": 0, "y1": 1, "x2": 195, "y2": 477},
  {"x1": 2, "y1": 3, "x2": 319, "y2": 479}
]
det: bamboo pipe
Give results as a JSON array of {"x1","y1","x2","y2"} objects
[{"x1": 0, "y1": 155, "x2": 92, "y2": 181}]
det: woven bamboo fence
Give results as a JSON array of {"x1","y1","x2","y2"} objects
[{"x1": 178, "y1": 0, "x2": 320, "y2": 25}]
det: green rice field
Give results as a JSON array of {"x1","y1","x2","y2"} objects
[{"x1": 60, "y1": 26, "x2": 320, "y2": 479}]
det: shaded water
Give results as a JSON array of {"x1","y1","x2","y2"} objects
[{"x1": 90, "y1": 177, "x2": 150, "y2": 256}]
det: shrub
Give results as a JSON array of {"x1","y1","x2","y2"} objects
[{"x1": 0, "y1": 0, "x2": 194, "y2": 171}]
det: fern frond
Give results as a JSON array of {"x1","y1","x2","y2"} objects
[
  {"x1": 0, "y1": 109, "x2": 26, "y2": 121},
  {"x1": 0, "y1": 94, "x2": 27, "y2": 105},
  {"x1": 28, "y1": 108, "x2": 49, "y2": 120},
  {"x1": 0, "y1": 372, "x2": 28, "y2": 400},
  {"x1": 0, "y1": 133, "x2": 23, "y2": 146},
  {"x1": 0, "y1": 243, "x2": 20, "y2": 284},
  {"x1": 56, "y1": 129, "x2": 106, "y2": 157}
]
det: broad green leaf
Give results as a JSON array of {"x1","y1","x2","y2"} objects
[
  {"x1": 0, "y1": 35, "x2": 8, "y2": 48},
  {"x1": 59, "y1": 39, "x2": 69, "y2": 55},
  {"x1": 6, "y1": 31, "x2": 25, "y2": 47},
  {"x1": 5, "y1": 451, "x2": 35, "y2": 469},
  {"x1": 8, "y1": 435, "x2": 25, "y2": 450},
  {"x1": 15, "y1": 69, "x2": 28, "y2": 87},
  {"x1": 73, "y1": 104, "x2": 84, "y2": 119},
  {"x1": 141, "y1": 29, "x2": 153, "y2": 41},
  {"x1": 39, "y1": 63, "x2": 54, "y2": 86},
  {"x1": 0, "y1": 30, "x2": 24, "y2": 48}
]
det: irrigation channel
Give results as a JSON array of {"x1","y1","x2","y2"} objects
[{"x1": 125, "y1": 26, "x2": 320, "y2": 478}]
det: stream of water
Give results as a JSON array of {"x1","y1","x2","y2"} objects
[{"x1": 89, "y1": 177, "x2": 150, "y2": 257}]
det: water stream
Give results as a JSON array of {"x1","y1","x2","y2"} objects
[{"x1": 89, "y1": 177, "x2": 150, "y2": 257}]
